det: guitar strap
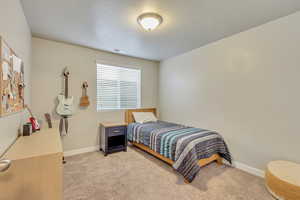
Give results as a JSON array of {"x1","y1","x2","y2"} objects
[
  {"x1": 59, "y1": 116, "x2": 69, "y2": 136},
  {"x1": 59, "y1": 116, "x2": 68, "y2": 165},
  {"x1": 59, "y1": 118, "x2": 63, "y2": 136},
  {"x1": 65, "y1": 117, "x2": 69, "y2": 134}
]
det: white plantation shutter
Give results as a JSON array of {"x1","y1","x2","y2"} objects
[{"x1": 97, "y1": 64, "x2": 141, "y2": 110}]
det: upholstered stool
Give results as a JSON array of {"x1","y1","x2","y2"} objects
[{"x1": 265, "y1": 160, "x2": 300, "y2": 200}]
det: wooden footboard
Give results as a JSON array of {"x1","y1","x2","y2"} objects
[{"x1": 131, "y1": 142, "x2": 222, "y2": 169}]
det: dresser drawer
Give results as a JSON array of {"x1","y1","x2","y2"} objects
[{"x1": 107, "y1": 126, "x2": 126, "y2": 136}]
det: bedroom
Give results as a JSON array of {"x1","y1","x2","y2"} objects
[{"x1": 0, "y1": 0, "x2": 300, "y2": 199}]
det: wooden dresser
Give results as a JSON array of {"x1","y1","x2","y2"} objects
[{"x1": 0, "y1": 128, "x2": 63, "y2": 200}]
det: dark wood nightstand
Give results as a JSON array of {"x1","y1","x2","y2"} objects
[{"x1": 100, "y1": 122, "x2": 128, "y2": 156}]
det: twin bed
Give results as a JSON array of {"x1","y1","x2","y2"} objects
[{"x1": 125, "y1": 108, "x2": 232, "y2": 183}]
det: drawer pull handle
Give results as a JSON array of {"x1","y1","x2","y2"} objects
[
  {"x1": 0, "y1": 160, "x2": 11, "y2": 172},
  {"x1": 113, "y1": 130, "x2": 120, "y2": 133}
]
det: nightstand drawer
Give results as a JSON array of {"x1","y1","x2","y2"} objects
[{"x1": 107, "y1": 126, "x2": 126, "y2": 136}]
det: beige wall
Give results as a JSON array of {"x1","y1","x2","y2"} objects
[
  {"x1": 31, "y1": 37, "x2": 159, "y2": 151},
  {"x1": 0, "y1": 0, "x2": 32, "y2": 156},
  {"x1": 159, "y1": 11, "x2": 300, "y2": 170}
]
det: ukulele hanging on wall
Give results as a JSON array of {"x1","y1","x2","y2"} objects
[{"x1": 80, "y1": 81, "x2": 90, "y2": 107}]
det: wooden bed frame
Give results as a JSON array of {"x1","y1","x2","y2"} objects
[{"x1": 125, "y1": 108, "x2": 223, "y2": 182}]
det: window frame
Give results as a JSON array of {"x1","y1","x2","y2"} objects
[{"x1": 96, "y1": 62, "x2": 142, "y2": 111}]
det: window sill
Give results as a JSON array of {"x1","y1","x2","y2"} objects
[{"x1": 97, "y1": 108, "x2": 140, "y2": 112}]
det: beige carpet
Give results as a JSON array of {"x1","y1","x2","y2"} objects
[{"x1": 64, "y1": 146, "x2": 272, "y2": 200}]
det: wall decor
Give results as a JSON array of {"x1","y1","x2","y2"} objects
[
  {"x1": 80, "y1": 81, "x2": 90, "y2": 107},
  {"x1": 0, "y1": 36, "x2": 25, "y2": 116}
]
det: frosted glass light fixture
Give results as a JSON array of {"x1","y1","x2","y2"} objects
[{"x1": 137, "y1": 13, "x2": 163, "y2": 31}]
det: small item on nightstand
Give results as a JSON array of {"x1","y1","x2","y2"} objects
[
  {"x1": 23, "y1": 123, "x2": 32, "y2": 136},
  {"x1": 79, "y1": 81, "x2": 90, "y2": 107}
]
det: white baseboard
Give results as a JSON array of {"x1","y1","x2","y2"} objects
[
  {"x1": 233, "y1": 161, "x2": 265, "y2": 178},
  {"x1": 64, "y1": 146, "x2": 265, "y2": 178},
  {"x1": 64, "y1": 145, "x2": 99, "y2": 157}
]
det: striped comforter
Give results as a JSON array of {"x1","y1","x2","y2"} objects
[{"x1": 127, "y1": 121, "x2": 231, "y2": 182}]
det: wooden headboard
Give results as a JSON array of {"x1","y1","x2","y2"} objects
[{"x1": 125, "y1": 108, "x2": 157, "y2": 124}]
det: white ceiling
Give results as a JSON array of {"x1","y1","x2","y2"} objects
[{"x1": 21, "y1": 0, "x2": 300, "y2": 61}]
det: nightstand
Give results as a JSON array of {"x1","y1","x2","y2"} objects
[{"x1": 100, "y1": 122, "x2": 128, "y2": 156}]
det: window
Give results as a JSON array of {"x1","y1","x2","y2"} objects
[{"x1": 97, "y1": 64, "x2": 141, "y2": 111}]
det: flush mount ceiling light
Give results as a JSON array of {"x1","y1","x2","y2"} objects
[{"x1": 137, "y1": 12, "x2": 163, "y2": 31}]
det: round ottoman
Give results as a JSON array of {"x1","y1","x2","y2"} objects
[{"x1": 265, "y1": 160, "x2": 300, "y2": 200}]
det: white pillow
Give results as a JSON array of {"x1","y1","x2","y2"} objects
[{"x1": 132, "y1": 112, "x2": 157, "y2": 123}]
